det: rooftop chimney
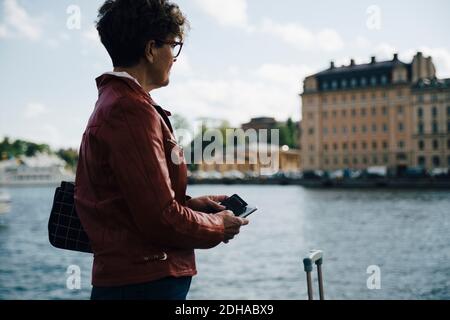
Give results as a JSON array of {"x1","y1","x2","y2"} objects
[
  {"x1": 393, "y1": 53, "x2": 398, "y2": 61},
  {"x1": 350, "y1": 59, "x2": 355, "y2": 66},
  {"x1": 330, "y1": 61, "x2": 335, "y2": 69},
  {"x1": 370, "y1": 56, "x2": 376, "y2": 64}
]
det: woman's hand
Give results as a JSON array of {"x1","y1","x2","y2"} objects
[
  {"x1": 215, "y1": 210, "x2": 249, "y2": 244},
  {"x1": 187, "y1": 195, "x2": 228, "y2": 213}
]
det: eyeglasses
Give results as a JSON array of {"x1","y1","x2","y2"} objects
[{"x1": 155, "y1": 39, "x2": 184, "y2": 58}]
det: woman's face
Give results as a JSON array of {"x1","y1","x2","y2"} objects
[{"x1": 147, "y1": 37, "x2": 177, "y2": 89}]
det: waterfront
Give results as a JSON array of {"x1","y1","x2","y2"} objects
[{"x1": 0, "y1": 185, "x2": 449, "y2": 300}]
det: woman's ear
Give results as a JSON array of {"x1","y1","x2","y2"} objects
[{"x1": 145, "y1": 40, "x2": 156, "y2": 63}]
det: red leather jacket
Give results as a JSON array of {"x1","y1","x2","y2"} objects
[{"x1": 74, "y1": 74, "x2": 225, "y2": 287}]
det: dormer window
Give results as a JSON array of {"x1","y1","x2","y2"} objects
[
  {"x1": 381, "y1": 75, "x2": 388, "y2": 85},
  {"x1": 351, "y1": 78, "x2": 357, "y2": 88},
  {"x1": 322, "y1": 82, "x2": 329, "y2": 90},
  {"x1": 371, "y1": 76, "x2": 377, "y2": 86},
  {"x1": 361, "y1": 77, "x2": 367, "y2": 86},
  {"x1": 341, "y1": 79, "x2": 348, "y2": 88}
]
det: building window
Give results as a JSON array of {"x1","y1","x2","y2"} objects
[
  {"x1": 431, "y1": 94, "x2": 438, "y2": 103},
  {"x1": 432, "y1": 122, "x2": 438, "y2": 134},
  {"x1": 324, "y1": 144, "x2": 328, "y2": 151},
  {"x1": 342, "y1": 110, "x2": 347, "y2": 117},
  {"x1": 323, "y1": 111, "x2": 328, "y2": 118},
  {"x1": 343, "y1": 158, "x2": 349, "y2": 165},
  {"x1": 397, "y1": 106, "x2": 403, "y2": 114},
  {"x1": 398, "y1": 122, "x2": 404, "y2": 132},
  {"x1": 309, "y1": 145, "x2": 315, "y2": 151},
  {"x1": 363, "y1": 157, "x2": 368, "y2": 164},
  {"x1": 310, "y1": 157, "x2": 315, "y2": 165},
  {"x1": 372, "y1": 124, "x2": 377, "y2": 133},
  {"x1": 370, "y1": 76, "x2": 377, "y2": 86},
  {"x1": 352, "y1": 125, "x2": 357, "y2": 133},
  {"x1": 361, "y1": 94, "x2": 366, "y2": 101},
  {"x1": 351, "y1": 78, "x2": 357, "y2": 88},
  {"x1": 383, "y1": 123, "x2": 388, "y2": 132},
  {"x1": 381, "y1": 75, "x2": 388, "y2": 85},
  {"x1": 372, "y1": 156, "x2": 378, "y2": 165},
  {"x1": 362, "y1": 142, "x2": 367, "y2": 150},
  {"x1": 382, "y1": 106, "x2": 388, "y2": 115},
  {"x1": 417, "y1": 107, "x2": 423, "y2": 118},
  {"x1": 361, "y1": 77, "x2": 367, "y2": 86},
  {"x1": 308, "y1": 112, "x2": 314, "y2": 119},
  {"x1": 333, "y1": 143, "x2": 338, "y2": 151},
  {"x1": 372, "y1": 141, "x2": 377, "y2": 150},
  {"x1": 383, "y1": 141, "x2": 388, "y2": 149},
  {"x1": 418, "y1": 156, "x2": 426, "y2": 167},
  {"x1": 432, "y1": 106, "x2": 438, "y2": 117},
  {"x1": 418, "y1": 140, "x2": 425, "y2": 150},
  {"x1": 353, "y1": 157, "x2": 358, "y2": 165},
  {"x1": 448, "y1": 156, "x2": 450, "y2": 167},
  {"x1": 324, "y1": 158, "x2": 329, "y2": 165},
  {"x1": 361, "y1": 108, "x2": 366, "y2": 116},
  {"x1": 351, "y1": 109, "x2": 356, "y2": 117},
  {"x1": 398, "y1": 141, "x2": 405, "y2": 149},
  {"x1": 323, "y1": 127, "x2": 328, "y2": 135},
  {"x1": 341, "y1": 79, "x2": 348, "y2": 88},
  {"x1": 383, "y1": 154, "x2": 389, "y2": 164},
  {"x1": 447, "y1": 106, "x2": 450, "y2": 116},
  {"x1": 433, "y1": 140, "x2": 439, "y2": 150},
  {"x1": 362, "y1": 125, "x2": 367, "y2": 133},
  {"x1": 397, "y1": 153, "x2": 407, "y2": 161},
  {"x1": 418, "y1": 122, "x2": 424, "y2": 134},
  {"x1": 333, "y1": 157, "x2": 338, "y2": 165},
  {"x1": 342, "y1": 126, "x2": 348, "y2": 134},
  {"x1": 447, "y1": 121, "x2": 450, "y2": 132},
  {"x1": 352, "y1": 142, "x2": 357, "y2": 150},
  {"x1": 432, "y1": 156, "x2": 440, "y2": 167},
  {"x1": 322, "y1": 82, "x2": 328, "y2": 90},
  {"x1": 332, "y1": 111, "x2": 337, "y2": 118},
  {"x1": 333, "y1": 127, "x2": 337, "y2": 134},
  {"x1": 351, "y1": 95, "x2": 356, "y2": 102},
  {"x1": 343, "y1": 143, "x2": 348, "y2": 150},
  {"x1": 309, "y1": 128, "x2": 315, "y2": 135},
  {"x1": 371, "y1": 107, "x2": 376, "y2": 116},
  {"x1": 332, "y1": 80, "x2": 338, "y2": 90}
]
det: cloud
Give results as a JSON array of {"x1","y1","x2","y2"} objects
[
  {"x1": 192, "y1": 0, "x2": 344, "y2": 52},
  {"x1": 260, "y1": 18, "x2": 344, "y2": 52},
  {"x1": 24, "y1": 103, "x2": 48, "y2": 118},
  {"x1": 0, "y1": 0, "x2": 42, "y2": 41},
  {"x1": 155, "y1": 63, "x2": 312, "y2": 126},
  {"x1": 193, "y1": 0, "x2": 250, "y2": 29}
]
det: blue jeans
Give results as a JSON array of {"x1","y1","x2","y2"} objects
[{"x1": 90, "y1": 276, "x2": 192, "y2": 300}]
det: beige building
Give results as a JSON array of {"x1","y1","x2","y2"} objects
[{"x1": 300, "y1": 52, "x2": 450, "y2": 173}]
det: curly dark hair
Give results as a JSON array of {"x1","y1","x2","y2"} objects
[{"x1": 96, "y1": 0, "x2": 188, "y2": 67}]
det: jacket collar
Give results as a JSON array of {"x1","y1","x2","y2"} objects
[{"x1": 96, "y1": 74, "x2": 174, "y2": 132}]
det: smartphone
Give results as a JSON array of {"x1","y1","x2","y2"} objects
[{"x1": 220, "y1": 194, "x2": 258, "y2": 218}]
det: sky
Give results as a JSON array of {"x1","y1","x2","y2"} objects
[{"x1": 0, "y1": 0, "x2": 449, "y2": 149}]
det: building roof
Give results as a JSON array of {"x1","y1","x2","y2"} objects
[{"x1": 315, "y1": 59, "x2": 409, "y2": 77}]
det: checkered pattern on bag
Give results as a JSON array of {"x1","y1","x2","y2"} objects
[{"x1": 48, "y1": 181, "x2": 93, "y2": 253}]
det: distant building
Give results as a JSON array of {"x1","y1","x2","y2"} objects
[
  {"x1": 242, "y1": 117, "x2": 279, "y2": 132},
  {"x1": 300, "y1": 52, "x2": 450, "y2": 173},
  {"x1": 0, "y1": 153, "x2": 75, "y2": 186}
]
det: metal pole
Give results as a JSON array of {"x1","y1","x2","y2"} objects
[
  {"x1": 317, "y1": 263, "x2": 325, "y2": 300},
  {"x1": 306, "y1": 271, "x2": 313, "y2": 300}
]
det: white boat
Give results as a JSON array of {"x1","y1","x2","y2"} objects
[
  {"x1": 0, "y1": 153, "x2": 75, "y2": 187},
  {"x1": 0, "y1": 191, "x2": 11, "y2": 215}
]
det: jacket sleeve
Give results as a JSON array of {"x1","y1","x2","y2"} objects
[{"x1": 102, "y1": 96, "x2": 225, "y2": 249}]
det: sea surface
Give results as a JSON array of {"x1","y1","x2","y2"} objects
[{"x1": 0, "y1": 185, "x2": 449, "y2": 300}]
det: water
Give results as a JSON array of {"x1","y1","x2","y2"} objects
[{"x1": 0, "y1": 185, "x2": 449, "y2": 300}]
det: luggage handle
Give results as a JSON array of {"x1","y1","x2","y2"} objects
[{"x1": 303, "y1": 250, "x2": 325, "y2": 300}]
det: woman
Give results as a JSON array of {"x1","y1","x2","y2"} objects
[{"x1": 74, "y1": 0, "x2": 248, "y2": 300}]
